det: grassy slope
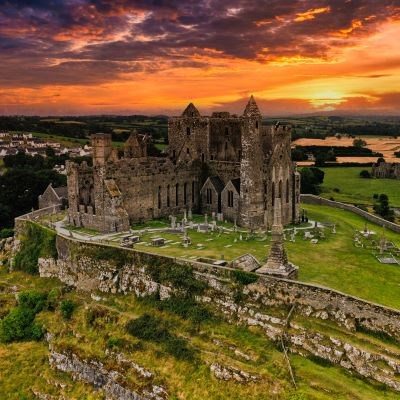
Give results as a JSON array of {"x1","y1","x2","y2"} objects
[
  {"x1": 320, "y1": 167, "x2": 400, "y2": 207},
  {"x1": 0, "y1": 269, "x2": 399, "y2": 400}
]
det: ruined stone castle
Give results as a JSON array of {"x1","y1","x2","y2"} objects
[
  {"x1": 66, "y1": 96, "x2": 300, "y2": 232},
  {"x1": 372, "y1": 161, "x2": 400, "y2": 180}
]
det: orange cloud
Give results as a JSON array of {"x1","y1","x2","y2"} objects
[
  {"x1": 335, "y1": 19, "x2": 363, "y2": 37},
  {"x1": 294, "y1": 7, "x2": 331, "y2": 22},
  {"x1": 0, "y1": 1, "x2": 399, "y2": 115}
]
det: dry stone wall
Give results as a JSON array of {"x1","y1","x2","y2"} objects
[{"x1": 301, "y1": 194, "x2": 400, "y2": 233}]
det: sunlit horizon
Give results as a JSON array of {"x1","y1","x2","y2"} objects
[{"x1": 0, "y1": 1, "x2": 399, "y2": 116}]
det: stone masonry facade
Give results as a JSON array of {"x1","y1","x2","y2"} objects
[
  {"x1": 371, "y1": 161, "x2": 400, "y2": 179},
  {"x1": 66, "y1": 97, "x2": 301, "y2": 232}
]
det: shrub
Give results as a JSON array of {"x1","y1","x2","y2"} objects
[
  {"x1": 146, "y1": 263, "x2": 207, "y2": 297},
  {"x1": 14, "y1": 223, "x2": 57, "y2": 274},
  {"x1": 164, "y1": 336, "x2": 195, "y2": 360},
  {"x1": 60, "y1": 300, "x2": 75, "y2": 320},
  {"x1": 46, "y1": 288, "x2": 60, "y2": 311},
  {"x1": 231, "y1": 269, "x2": 258, "y2": 285},
  {"x1": 359, "y1": 170, "x2": 371, "y2": 178},
  {"x1": 0, "y1": 307, "x2": 43, "y2": 343},
  {"x1": 126, "y1": 314, "x2": 169, "y2": 342},
  {"x1": 18, "y1": 291, "x2": 47, "y2": 314},
  {"x1": 158, "y1": 296, "x2": 213, "y2": 327},
  {"x1": 0, "y1": 228, "x2": 14, "y2": 239},
  {"x1": 125, "y1": 314, "x2": 196, "y2": 361},
  {"x1": 80, "y1": 245, "x2": 133, "y2": 268},
  {"x1": 233, "y1": 289, "x2": 246, "y2": 304}
]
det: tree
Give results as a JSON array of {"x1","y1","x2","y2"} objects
[
  {"x1": 376, "y1": 157, "x2": 385, "y2": 165},
  {"x1": 300, "y1": 167, "x2": 325, "y2": 195},
  {"x1": 359, "y1": 170, "x2": 371, "y2": 178},
  {"x1": 373, "y1": 194, "x2": 395, "y2": 221},
  {"x1": 353, "y1": 138, "x2": 367, "y2": 148}
]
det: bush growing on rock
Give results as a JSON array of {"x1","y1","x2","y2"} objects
[
  {"x1": 60, "y1": 300, "x2": 75, "y2": 320},
  {"x1": 14, "y1": 223, "x2": 57, "y2": 275},
  {"x1": 231, "y1": 270, "x2": 258, "y2": 285},
  {"x1": 125, "y1": 313, "x2": 196, "y2": 361}
]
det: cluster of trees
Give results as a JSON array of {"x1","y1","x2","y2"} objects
[
  {"x1": 292, "y1": 145, "x2": 383, "y2": 167},
  {"x1": 0, "y1": 151, "x2": 75, "y2": 228},
  {"x1": 299, "y1": 167, "x2": 325, "y2": 195},
  {"x1": 337, "y1": 123, "x2": 400, "y2": 137},
  {"x1": 0, "y1": 115, "x2": 168, "y2": 142}
]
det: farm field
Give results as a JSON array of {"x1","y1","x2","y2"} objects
[
  {"x1": 319, "y1": 167, "x2": 400, "y2": 207},
  {"x1": 293, "y1": 136, "x2": 400, "y2": 163}
]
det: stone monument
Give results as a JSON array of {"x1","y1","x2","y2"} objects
[{"x1": 257, "y1": 198, "x2": 298, "y2": 279}]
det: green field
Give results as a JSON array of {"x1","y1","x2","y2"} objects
[{"x1": 320, "y1": 167, "x2": 400, "y2": 207}]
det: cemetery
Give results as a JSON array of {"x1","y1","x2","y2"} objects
[{"x1": 52, "y1": 202, "x2": 400, "y2": 309}]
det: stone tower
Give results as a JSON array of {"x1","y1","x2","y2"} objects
[
  {"x1": 257, "y1": 197, "x2": 298, "y2": 278},
  {"x1": 92, "y1": 133, "x2": 113, "y2": 166},
  {"x1": 239, "y1": 96, "x2": 264, "y2": 227}
]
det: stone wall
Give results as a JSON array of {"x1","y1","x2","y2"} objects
[
  {"x1": 301, "y1": 194, "x2": 400, "y2": 233},
  {"x1": 14, "y1": 205, "x2": 62, "y2": 236},
  {"x1": 38, "y1": 234, "x2": 400, "y2": 342}
]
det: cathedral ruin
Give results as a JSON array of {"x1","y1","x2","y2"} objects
[{"x1": 66, "y1": 96, "x2": 301, "y2": 232}]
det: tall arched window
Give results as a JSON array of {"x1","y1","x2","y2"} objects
[
  {"x1": 272, "y1": 182, "x2": 275, "y2": 206},
  {"x1": 175, "y1": 183, "x2": 179, "y2": 206},
  {"x1": 158, "y1": 186, "x2": 161, "y2": 209},
  {"x1": 167, "y1": 185, "x2": 170, "y2": 207},
  {"x1": 186, "y1": 127, "x2": 190, "y2": 136},
  {"x1": 192, "y1": 181, "x2": 195, "y2": 204},
  {"x1": 278, "y1": 180, "x2": 282, "y2": 199},
  {"x1": 184, "y1": 182, "x2": 187, "y2": 205},
  {"x1": 286, "y1": 179, "x2": 289, "y2": 203}
]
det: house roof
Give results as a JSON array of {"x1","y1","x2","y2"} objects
[
  {"x1": 182, "y1": 102, "x2": 201, "y2": 118},
  {"x1": 208, "y1": 176, "x2": 225, "y2": 193},
  {"x1": 231, "y1": 178, "x2": 241, "y2": 193},
  {"x1": 53, "y1": 186, "x2": 68, "y2": 198}
]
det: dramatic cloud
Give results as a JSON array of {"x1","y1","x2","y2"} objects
[{"x1": 0, "y1": 0, "x2": 399, "y2": 114}]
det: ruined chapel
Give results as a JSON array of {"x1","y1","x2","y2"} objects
[{"x1": 66, "y1": 96, "x2": 301, "y2": 232}]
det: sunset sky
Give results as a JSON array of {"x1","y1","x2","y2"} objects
[{"x1": 0, "y1": 0, "x2": 399, "y2": 116}]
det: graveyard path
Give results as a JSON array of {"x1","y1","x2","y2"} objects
[{"x1": 54, "y1": 218, "x2": 318, "y2": 245}]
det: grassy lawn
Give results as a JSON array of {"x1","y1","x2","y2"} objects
[
  {"x1": 320, "y1": 167, "x2": 400, "y2": 207},
  {"x1": 0, "y1": 268, "x2": 399, "y2": 399},
  {"x1": 120, "y1": 204, "x2": 400, "y2": 310}
]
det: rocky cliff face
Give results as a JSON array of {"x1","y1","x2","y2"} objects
[
  {"x1": 34, "y1": 234, "x2": 400, "y2": 392},
  {"x1": 49, "y1": 349, "x2": 168, "y2": 400}
]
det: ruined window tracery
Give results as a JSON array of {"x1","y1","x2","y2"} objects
[
  {"x1": 228, "y1": 190, "x2": 234, "y2": 207},
  {"x1": 206, "y1": 188, "x2": 212, "y2": 205},
  {"x1": 272, "y1": 182, "x2": 275, "y2": 206},
  {"x1": 286, "y1": 179, "x2": 289, "y2": 203}
]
